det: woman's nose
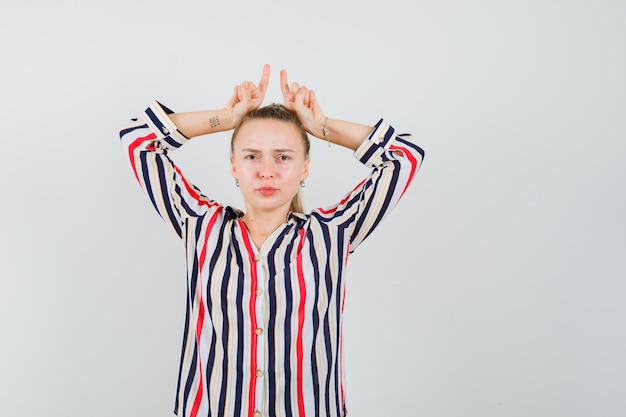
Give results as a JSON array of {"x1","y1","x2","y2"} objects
[{"x1": 259, "y1": 160, "x2": 275, "y2": 178}]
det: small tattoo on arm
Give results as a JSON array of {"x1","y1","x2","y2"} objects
[{"x1": 209, "y1": 116, "x2": 220, "y2": 128}]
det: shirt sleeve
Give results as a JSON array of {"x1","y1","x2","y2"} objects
[
  {"x1": 118, "y1": 100, "x2": 222, "y2": 239},
  {"x1": 312, "y1": 119, "x2": 425, "y2": 253}
]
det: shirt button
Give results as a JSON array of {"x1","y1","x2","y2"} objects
[
  {"x1": 255, "y1": 327, "x2": 263, "y2": 336},
  {"x1": 253, "y1": 411, "x2": 261, "y2": 417},
  {"x1": 162, "y1": 126, "x2": 169, "y2": 135},
  {"x1": 254, "y1": 254, "x2": 260, "y2": 262},
  {"x1": 256, "y1": 369, "x2": 264, "y2": 378},
  {"x1": 255, "y1": 288, "x2": 263, "y2": 296}
]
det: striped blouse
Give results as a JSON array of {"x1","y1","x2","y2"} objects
[{"x1": 119, "y1": 101, "x2": 424, "y2": 417}]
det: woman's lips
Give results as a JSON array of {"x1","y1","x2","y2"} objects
[{"x1": 257, "y1": 187, "x2": 278, "y2": 196}]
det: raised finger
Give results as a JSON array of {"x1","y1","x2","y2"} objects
[
  {"x1": 303, "y1": 88, "x2": 313, "y2": 107},
  {"x1": 257, "y1": 64, "x2": 270, "y2": 95},
  {"x1": 294, "y1": 85, "x2": 309, "y2": 106},
  {"x1": 280, "y1": 69, "x2": 291, "y2": 98},
  {"x1": 238, "y1": 83, "x2": 253, "y2": 101}
]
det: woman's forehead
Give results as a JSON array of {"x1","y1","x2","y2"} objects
[{"x1": 233, "y1": 119, "x2": 304, "y2": 150}]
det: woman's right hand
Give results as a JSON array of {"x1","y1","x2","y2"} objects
[
  {"x1": 280, "y1": 69, "x2": 327, "y2": 139},
  {"x1": 224, "y1": 64, "x2": 271, "y2": 127}
]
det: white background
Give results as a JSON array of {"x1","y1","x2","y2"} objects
[{"x1": 1, "y1": 0, "x2": 625, "y2": 416}]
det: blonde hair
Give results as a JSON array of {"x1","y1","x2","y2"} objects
[{"x1": 231, "y1": 104, "x2": 310, "y2": 213}]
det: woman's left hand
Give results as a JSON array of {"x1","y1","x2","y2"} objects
[
  {"x1": 280, "y1": 69, "x2": 327, "y2": 138},
  {"x1": 224, "y1": 64, "x2": 271, "y2": 127}
]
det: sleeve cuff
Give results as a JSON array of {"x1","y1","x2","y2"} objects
[
  {"x1": 353, "y1": 118, "x2": 396, "y2": 167},
  {"x1": 141, "y1": 100, "x2": 190, "y2": 150}
]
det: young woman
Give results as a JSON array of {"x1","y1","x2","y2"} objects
[{"x1": 119, "y1": 65, "x2": 424, "y2": 417}]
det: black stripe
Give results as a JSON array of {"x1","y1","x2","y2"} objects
[
  {"x1": 139, "y1": 152, "x2": 160, "y2": 222},
  {"x1": 182, "y1": 344, "x2": 198, "y2": 417},
  {"x1": 205, "y1": 330, "x2": 218, "y2": 417},
  {"x1": 119, "y1": 123, "x2": 148, "y2": 139},
  {"x1": 155, "y1": 156, "x2": 182, "y2": 237},
  {"x1": 282, "y1": 230, "x2": 298, "y2": 417},
  {"x1": 164, "y1": 135, "x2": 182, "y2": 149},
  {"x1": 307, "y1": 225, "x2": 323, "y2": 417},
  {"x1": 397, "y1": 135, "x2": 425, "y2": 160},
  {"x1": 359, "y1": 143, "x2": 379, "y2": 165},
  {"x1": 380, "y1": 124, "x2": 395, "y2": 147},
  {"x1": 267, "y1": 247, "x2": 278, "y2": 417},
  {"x1": 206, "y1": 331, "x2": 217, "y2": 417},
  {"x1": 314, "y1": 191, "x2": 361, "y2": 223},
  {"x1": 174, "y1": 221, "x2": 194, "y2": 414},
  {"x1": 351, "y1": 159, "x2": 401, "y2": 246},
  {"x1": 176, "y1": 183, "x2": 200, "y2": 217},
  {"x1": 333, "y1": 225, "x2": 348, "y2": 416},
  {"x1": 217, "y1": 250, "x2": 232, "y2": 417},
  {"x1": 366, "y1": 160, "x2": 400, "y2": 243},
  {"x1": 173, "y1": 293, "x2": 190, "y2": 415},
  {"x1": 203, "y1": 220, "x2": 230, "y2": 416},
  {"x1": 320, "y1": 222, "x2": 334, "y2": 417},
  {"x1": 266, "y1": 225, "x2": 293, "y2": 417},
  {"x1": 233, "y1": 239, "x2": 245, "y2": 417},
  {"x1": 145, "y1": 107, "x2": 166, "y2": 135},
  {"x1": 205, "y1": 219, "x2": 228, "y2": 417}
]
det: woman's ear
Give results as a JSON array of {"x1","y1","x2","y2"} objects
[
  {"x1": 230, "y1": 156, "x2": 237, "y2": 180},
  {"x1": 301, "y1": 157, "x2": 310, "y2": 182}
]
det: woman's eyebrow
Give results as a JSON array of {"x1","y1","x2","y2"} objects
[{"x1": 239, "y1": 147, "x2": 295, "y2": 153}]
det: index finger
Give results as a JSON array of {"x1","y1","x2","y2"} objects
[
  {"x1": 257, "y1": 64, "x2": 270, "y2": 94},
  {"x1": 280, "y1": 69, "x2": 291, "y2": 98}
]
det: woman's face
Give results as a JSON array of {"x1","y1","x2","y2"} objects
[{"x1": 231, "y1": 119, "x2": 309, "y2": 215}]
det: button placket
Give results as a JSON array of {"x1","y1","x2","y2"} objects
[{"x1": 253, "y1": 251, "x2": 267, "y2": 415}]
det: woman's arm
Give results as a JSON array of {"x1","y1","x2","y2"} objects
[
  {"x1": 280, "y1": 69, "x2": 373, "y2": 151},
  {"x1": 280, "y1": 69, "x2": 424, "y2": 251},
  {"x1": 316, "y1": 121, "x2": 425, "y2": 252},
  {"x1": 119, "y1": 103, "x2": 215, "y2": 238},
  {"x1": 168, "y1": 108, "x2": 235, "y2": 139},
  {"x1": 169, "y1": 64, "x2": 270, "y2": 138},
  {"x1": 118, "y1": 65, "x2": 271, "y2": 237}
]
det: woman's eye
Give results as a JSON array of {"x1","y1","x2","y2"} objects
[
  {"x1": 245, "y1": 154, "x2": 257, "y2": 160},
  {"x1": 278, "y1": 155, "x2": 290, "y2": 161}
]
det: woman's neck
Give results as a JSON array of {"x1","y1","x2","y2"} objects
[{"x1": 241, "y1": 207, "x2": 290, "y2": 249}]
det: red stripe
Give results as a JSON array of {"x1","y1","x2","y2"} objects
[
  {"x1": 190, "y1": 209, "x2": 222, "y2": 417},
  {"x1": 295, "y1": 228, "x2": 307, "y2": 417},
  {"x1": 389, "y1": 144, "x2": 419, "y2": 200},
  {"x1": 190, "y1": 295, "x2": 205, "y2": 417},
  {"x1": 127, "y1": 130, "x2": 217, "y2": 209},
  {"x1": 318, "y1": 179, "x2": 367, "y2": 215},
  {"x1": 174, "y1": 166, "x2": 219, "y2": 207},
  {"x1": 239, "y1": 223, "x2": 259, "y2": 417},
  {"x1": 339, "y1": 285, "x2": 347, "y2": 410},
  {"x1": 198, "y1": 209, "x2": 222, "y2": 272},
  {"x1": 128, "y1": 132, "x2": 157, "y2": 185}
]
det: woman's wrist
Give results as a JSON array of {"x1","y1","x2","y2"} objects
[
  {"x1": 310, "y1": 118, "x2": 374, "y2": 151},
  {"x1": 169, "y1": 108, "x2": 237, "y2": 138},
  {"x1": 321, "y1": 117, "x2": 331, "y2": 146},
  {"x1": 217, "y1": 108, "x2": 239, "y2": 131},
  {"x1": 306, "y1": 116, "x2": 330, "y2": 140}
]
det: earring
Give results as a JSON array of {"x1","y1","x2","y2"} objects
[
  {"x1": 300, "y1": 181, "x2": 305, "y2": 188},
  {"x1": 235, "y1": 180, "x2": 239, "y2": 187}
]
